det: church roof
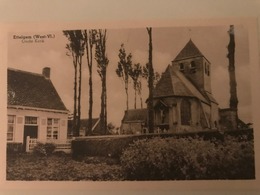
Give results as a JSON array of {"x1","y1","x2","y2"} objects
[
  {"x1": 174, "y1": 39, "x2": 204, "y2": 61},
  {"x1": 8, "y1": 68, "x2": 68, "y2": 111},
  {"x1": 122, "y1": 108, "x2": 147, "y2": 123},
  {"x1": 154, "y1": 65, "x2": 209, "y2": 104}
]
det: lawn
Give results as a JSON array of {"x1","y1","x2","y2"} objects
[{"x1": 7, "y1": 153, "x2": 125, "y2": 181}]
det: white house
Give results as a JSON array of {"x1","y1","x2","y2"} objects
[{"x1": 7, "y1": 67, "x2": 69, "y2": 151}]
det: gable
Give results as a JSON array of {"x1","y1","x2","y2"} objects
[
  {"x1": 154, "y1": 65, "x2": 209, "y2": 104},
  {"x1": 8, "y1": 68, "x2": 67, "y2": 111},
  {"x1": 174, "y1": 39, "x2": 204, "y2": 61},
  {"x1": 80, "y1": 118, "x2": 100, "y2": 130},
  {"x1": 122, "y1": 109, "x2": 147, "y2": 123}
]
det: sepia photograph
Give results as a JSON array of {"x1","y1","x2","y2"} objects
[{"x1": 6, "y1": 24, "x2": 255, "y2": 181}]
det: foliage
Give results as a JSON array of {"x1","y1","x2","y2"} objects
[
  {"x1": 7, "y1": 143, "x2": 23, "y2": 154},
  {"x1": 33, "y1": 142, "x2": 56, "y2": 156},
  {"x1": 63, "y1": 30, "x2": 85, "y2": 136},
  {"x1": 142, "y1": 63, "x2": 161, "y2": 88},
  {"x1": 129, "y1": 63, "x2": 143, "y2": 109},
  {"x1": 120, "y1": 136, "x2": 255, "y2": 180},
  {"x1": 83, "y1": 29, "x2": 96, "y2": 135},
  {"x1": 95, "y1": 29, "x2": 109, "y2": 134},
  {"x1": 116, "y1": 44, "x2": 133, "y2": 110},
  {"x1": 7, "y1": 154, "x2": 123, "y2": 181}
]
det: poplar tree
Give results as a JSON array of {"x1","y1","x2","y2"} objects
[
  {"x1": 116, "y1": 44, "x2": 132, "y2": 110},
  {"x1": 95, "y1": 29, "x2": 109, "y2": 134},
  {"x1": 63, "y1": 30, "x2": 85, "y2": 136}
]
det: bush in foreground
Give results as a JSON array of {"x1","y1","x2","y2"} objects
[
  {"x1": 33, "y1": 142, "x2": 56, "y2": 156},
  {"x1": 120, "y1": 136, "x2": 255, "y2": 180}
]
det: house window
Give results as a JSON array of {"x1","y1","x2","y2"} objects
[
  {"x1": 179, "y1": 63, "x2": 184, "y2": 71},
  {"x1": 7, "y1": 115, "x2": 15, "y2": 141},
  {"x1": 47, "y1": 118, "x2": 60, "y2": 140},
  {"x1": 25, "y1": 116, "x2": 38, "y2": 125},
  {"x1": 181, "y1": 99, "x2": 191, "y2": 125}
]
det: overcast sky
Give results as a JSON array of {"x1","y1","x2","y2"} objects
[{"x1": 8, "y1": 25, "x2": 251, "y2": 127}]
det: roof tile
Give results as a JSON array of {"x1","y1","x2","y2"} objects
[{"x1": 8, "y1": 68, "x2": 68, "y2": 111}]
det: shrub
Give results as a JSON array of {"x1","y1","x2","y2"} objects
[
  {"x1": 33, "y1": 142, "x2": 56, "y2": 156},
  {"x1": 120, "y1": 136, "x2": 255, "y2": 180},
  {"x1": 7, "y1": 143, "x2": 23, "y2": 154}
]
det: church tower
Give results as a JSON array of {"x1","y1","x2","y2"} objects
[{"x1": 171, "y1": 39, "x2": 211, "y2": 94}]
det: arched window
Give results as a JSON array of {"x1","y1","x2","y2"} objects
[{"x1": 181, "y1": 99, "x2": 191, "y2": 125}]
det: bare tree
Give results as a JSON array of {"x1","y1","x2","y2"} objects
[
  {"x1": 63, "y1": 30, "x2": 85, "y2": 136},
  {"x1": 146, "y1": 27, "x2": 154, "y2": 133},
  {"x1": 116, "y1": 44, "x2": 132, "y2": 110},
  {"x1": 227, "y1": 25, "x2": 238, "y2": 128},
  {"x1": 95, "y1": 29, "x2": 109, "y2": 134}
]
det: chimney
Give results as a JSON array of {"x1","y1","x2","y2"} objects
[{"x1": 42, "y1": 67, "x2": 51, "y2": 79}]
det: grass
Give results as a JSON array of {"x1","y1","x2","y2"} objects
[{"x1": 7, "y1": 153, "x2": 125, "y2": 181}]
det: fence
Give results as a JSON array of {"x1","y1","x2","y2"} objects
[{"x1": 26, "y1": 136, "x2": 72, "y2": 153}]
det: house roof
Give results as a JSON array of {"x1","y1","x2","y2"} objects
[
  {"x1": 8, "y1": 68, "x2": 68, "y2": 111},
  {"x1": 80, "y1": 118, "x2": 100, "y2": 130},
  {"x1": 174, "y1": 39, "x2": 204, "y2": 61},
  {"x1": 154, "y1": 65, "x2": 209, "y2": 103},
  {"x1": 122, "y1": 109, "x2": 147, "y2": 123}
]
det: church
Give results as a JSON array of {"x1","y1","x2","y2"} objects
[{"x1": 121, "y1": 39, "x2": 220, "y2": 134}]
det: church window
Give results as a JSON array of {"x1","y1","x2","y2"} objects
[
  {"x1": 181, "y1": 99, "x2": 191, "y2": 125},
  {"x1": 190, "y1": 61, "x2": 196, "y2": 69},
  {"x1": 179, "y1": 63, "x2": 184, "y2": 71},
  {"x1": 190, "y1": 61, "x2": 196, "y2": 73}
]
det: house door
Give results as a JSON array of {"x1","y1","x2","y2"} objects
[{"x1": 23, "y1": 126, "x2": 38, "y2": 151}]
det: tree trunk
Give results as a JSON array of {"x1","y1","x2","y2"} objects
[
  {"x1": 77, "y1": 55, "x2": 82, "y2": 136},
  {"x1": 147, "y1": 27, "x2": 154, "y2": 133},
  {"x1": 104, "y1": 70, "x2": 107, "y2": 134},
  {"x1": 88, "y1": 65, "x2": 93, "y2": 135},
  {"x1": 85, "y1": 30, "x2": 93, "y2": 136},
  {"x1": 125, "y1": 83, "x2": 129, "y2": 110},
  {"x1": 73, "y1": 56, "x2": 78, "y2": 136},
  {"x1": 227, "y1": 25, "x2": 238, "y2": 129},
  {"x1": 140, "y1": 96, "x2": 143, "y2": 109},
  {"x1": 134, "y1": 87, "x2": 137, "y2": 109}
]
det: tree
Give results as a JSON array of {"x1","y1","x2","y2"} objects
[
  {"x1": 129, "y1": 63, "x2": 142, "y2": 109},
  {"x1": 83, "y1": 30, "x2": 96, "y2": 135},
  {"x1": 146, "y1": 27, "x2": 154, "y2": 133},
  {"x1": 116, "y1": 44, "x2": 132, "y2": 110},
  {"x1": 143, "y1": 63, "x2": 161, "y2": 88},
  {"x1": 95, "y1": 29, "x2": 109, "y2": 135},
  {"x1": 63, "y1": 30, "x2": 85, "y2": 136},
  {"x1": 227, "y1": 25, "x2": 238, "y2": 129}
]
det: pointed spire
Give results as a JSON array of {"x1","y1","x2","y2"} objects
[{"x1": 173, "y1": 39, "x2": 204, "y2": 61}]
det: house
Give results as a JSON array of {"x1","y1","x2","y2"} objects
[
  {"x1": 7, "y1": 67, "x2": 69, "y2": 151},
  {"x1": 121, "y1": 39, "x2": 219, "y2": 134},
  {"x1": 67, "y1": 118, "x2": 101, "y2": 137},
  {"x1": 121, "y1": 109, "x2": 148, "y2": 134}
]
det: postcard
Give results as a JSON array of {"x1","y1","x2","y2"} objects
[{"x1": 0, "y1": 18, "x2": 259, "y2": 193}]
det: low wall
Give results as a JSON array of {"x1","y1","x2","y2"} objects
[{"x1": 71, "y1": 129, "x2": 254, "y2": 159}]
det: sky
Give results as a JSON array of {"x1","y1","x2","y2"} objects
[{"x1": 7, "y1": 25, "x2": 251, "y2": 127}]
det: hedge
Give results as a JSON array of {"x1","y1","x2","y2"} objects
[
  {"x1": 120, "y1": 135, "x2": 255, "y2": 180},
  {"x1": 71, "y1": 129, "x2": 253, "y2": 159}
]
